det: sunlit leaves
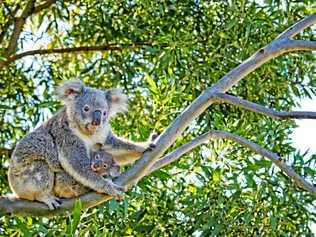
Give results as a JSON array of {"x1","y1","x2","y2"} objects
[{"x1": 0, "y1": 0, "x2": 315, "y2": 235}]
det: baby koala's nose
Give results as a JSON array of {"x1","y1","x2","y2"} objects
[
  {"x1": 92, "y1": 110, "x2": 102, "y2": 126},
  {"x1": 91, "y1": 163, "x2": 99, "y2": 171}
]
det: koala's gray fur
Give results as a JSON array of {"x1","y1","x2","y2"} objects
[{"x1": 8, "y1": 80, "x2": 154, "y2": 209}]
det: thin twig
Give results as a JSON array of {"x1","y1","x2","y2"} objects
[
  {"x1": 0, "y1": 5, "x2": 20, "y2": 44},
  {"x1": 33, "y1": 0, "x2": 56, "y2": 14}
]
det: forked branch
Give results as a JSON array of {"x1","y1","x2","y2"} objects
[
  {"x1": 116, "y1": 13, "x2": 316, "y2": 188},
  {"x1": 3, "y1": 0, "x2": 56, "y2": 57}
]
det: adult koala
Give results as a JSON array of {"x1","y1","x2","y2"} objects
[{"x1": 8, "y1": 80, "x2": 153, "y2": 209}]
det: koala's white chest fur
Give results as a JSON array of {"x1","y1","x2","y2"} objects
[{"x1": 72, "y1": 125, "x2": 110, "y2": 150}]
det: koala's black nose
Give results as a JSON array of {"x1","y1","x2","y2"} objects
[{"x1": 92, "y1": 110, "x2": 102, "y2": 126}]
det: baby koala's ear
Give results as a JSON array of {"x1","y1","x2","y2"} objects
[
  {"x1": 105, "y1": 88, "x2": 128, "y2": 117},
  {"x1": 55, "y1": 80, "x2": 84, "y2": 100}
]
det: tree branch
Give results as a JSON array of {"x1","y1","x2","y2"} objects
[
  {"x1": 214, "y1": 93, "x2": 316, "y2": 119},
  {"x1": 0, "y1": 42, "x2": 158, "y2": 68},
  {"x1": 277, "y1": 13, "x2": 316, "y2": 39},
  {"x1": 0, "y1": 5, "x2": 20, "y2": 44},
  {"x1": 150, "y1": 131, "x2": 316, "y2": 196},
  {"x1": 210, "y1": 39, "x2": 316, "y2": 93},
  {"x1": 0, "y1": 14, "x2": 314, "y2": 67},
  {"x1": 4, "y1": 0, "x2": 56, "y2": 57},
  {"x1": 4, "y1": 0, "x2": 36, "y2": 56}
]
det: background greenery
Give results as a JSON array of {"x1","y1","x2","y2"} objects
[{"x1": 0, "y1": 0, "x2": 315, "y2": 236}]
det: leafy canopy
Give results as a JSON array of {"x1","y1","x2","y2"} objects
[{"x1": 0, "y1": 0, "x2": 315, "y2": 236}]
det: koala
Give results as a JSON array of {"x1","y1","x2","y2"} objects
[
  {"x1": 90, "y1": 147, "x2": 120, "y2": 177},
  {"x1": 54, "y1": 146, "x2": 138, "y2": 200},
  {"x1": 8, "y1": 80, "x2": 155, "y2": 209},
  {"x1": 53, "y1": 154, "x2": 119, "y2": 200}
]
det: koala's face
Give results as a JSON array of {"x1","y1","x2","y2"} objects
[
  {"x1": 72, "y1": 88, "x2": 109, "y2": 135},
  {"x1": 56, "y1": 80, "x2": 128, "y2": 135},
  {"x1": 90, "y1": 150, "x2": 120, "y2": 176}
]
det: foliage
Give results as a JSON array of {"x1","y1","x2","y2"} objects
[{"x1": 0, "y1": 0, "x2": 315, "y2": 235}]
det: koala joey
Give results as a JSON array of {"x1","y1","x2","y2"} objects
[
  {"x1": 8, "y1": 80, "x2": 155, "y2": 209},
  {"x1": 53, "y1": 149, "x2": 120, "y2": 200},
  {"x1": 90, "y1": 146, "x2": 120, "y2": 177}
]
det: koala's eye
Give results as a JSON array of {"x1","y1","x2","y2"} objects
[
  {"x1": 103, "y1": 111, "x2": 107, "y2": 116},
  {"x1": 83, "y1": 105, "x2": 90, "y2": 112},
  {"x1": 103, "y1": 164, "x2": 108, "y2": 169},
  {"x1": 95, "y1": 154, "x2": 100, "y2": 160}
]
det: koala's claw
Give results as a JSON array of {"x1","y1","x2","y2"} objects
[
  {"x1": 150, "y1": 133, "x2": 159, "y2": 141},
  {"x1": 39, "y1": 195, "x2": 62, "y2": 210},
  {"x1": 144, "y1": 143, "x2": 156, "y2": 153},
  {"x1": 55, "y1": 199, "x2": 62, "y2": 205}
]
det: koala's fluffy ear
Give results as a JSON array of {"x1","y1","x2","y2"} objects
[
  {"x1": 55, "y1": 80, "x2": 84, "y2": 100},
  {"x1": 106, "y1": 88, "x2": 128, "y2": 117}
]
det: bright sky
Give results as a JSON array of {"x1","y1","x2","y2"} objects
[
  {"x1": 290, "y1": 98, "x2": 316, "y2": 234},
  {"x1": 290, "y1": 98, "x2": 316, "y2": 154}
]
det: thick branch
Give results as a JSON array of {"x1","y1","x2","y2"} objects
[
  {"x1": 214, "y1": 93, "x2": 316, "y2": 119},
  {"x1": 210, "y1": 39, "x2": 316, "y2": 92},
  {"x1": 151, "y1": 131, "x2": 316, "y2": 197},
  {"x1": 0, "y1": 192, "x2": 111, "y2": 217}
]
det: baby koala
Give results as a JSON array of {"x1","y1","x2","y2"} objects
[{"x1": 90, "y1": 147, "x2": 120, "y2": 178}]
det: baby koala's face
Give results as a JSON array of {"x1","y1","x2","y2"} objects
[{"x1": 90, "y1": 150, "x2": 120, "y2": 177}]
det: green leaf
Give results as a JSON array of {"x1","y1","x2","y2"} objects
[
  {"x1": 70, "y1": 199, "x2": 82, "y2": 236},
  {"x1": 212, "y1": 168, "x2": 221, "y2": 182},
  {"x1": 145, "y1": 74, "x2": 159, "y2": 94},
  {"x1": 16, "y1": 218, "x2": 32, "y2": 237}
]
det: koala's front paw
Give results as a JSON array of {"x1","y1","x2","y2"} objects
[{"x1": 144, "y1": 143, "x2": 156, "y2": 153}]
